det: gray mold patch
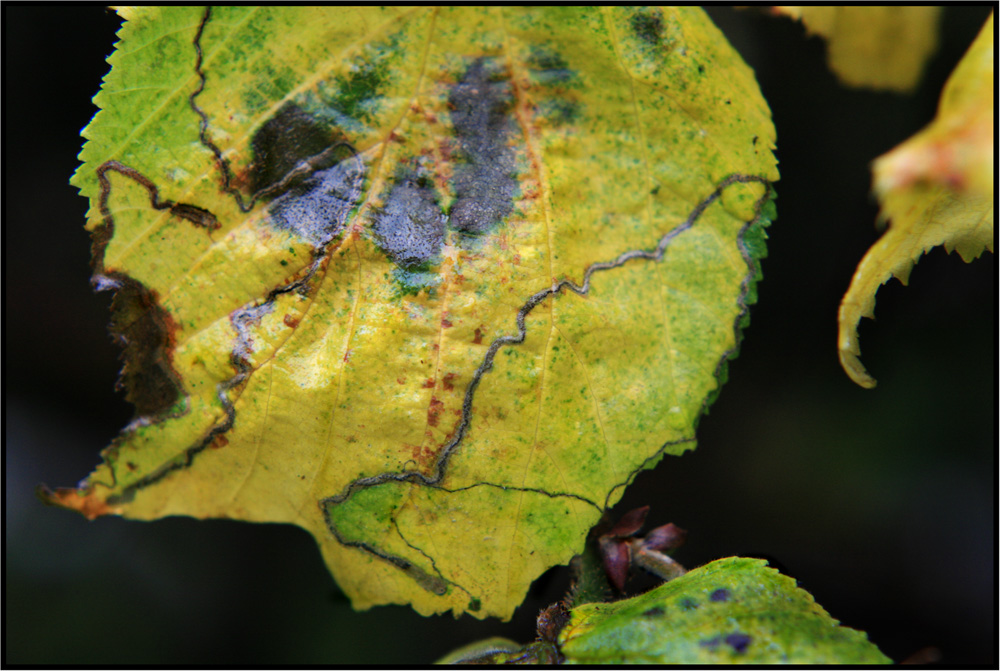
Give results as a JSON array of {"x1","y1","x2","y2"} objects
[
  {"x1": 447, "y1": 57, "x2": 519, "y2": 236},
  {"x1": 372, "y1": 170, "x2": 446, "y2": 269},
  {"x1": 267, "y1": 156, "x2": 364, "y2": 248}
]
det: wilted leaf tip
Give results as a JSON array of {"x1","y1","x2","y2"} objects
[{"x1": 36, "y1": 485, "x2": 120, "y2": 520}]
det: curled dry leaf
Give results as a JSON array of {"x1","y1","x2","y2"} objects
[{"x1": 838, "y1": 12, "x2": 994, "y2": 388}]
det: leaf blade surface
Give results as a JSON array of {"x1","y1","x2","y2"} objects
[
  {"x1": 49, "y1": 6, "x2": 778, "y2": 618},
  {"x1": 558, "y1": 557, "x2": 890, "y2": 664}
]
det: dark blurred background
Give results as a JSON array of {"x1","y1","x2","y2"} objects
[{"x1": 5, "y1": 6, "x2": 995, "y2": 665}]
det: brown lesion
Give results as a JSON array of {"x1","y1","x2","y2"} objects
[
  {"x1": 247, "y1": 103, "x2": 351, "y2": 198},
  {"x1": 107, "y1": 275, "x2": 183, "y2": 418},
  {"x1": 426, "y1": 396, "x2": 445, "y2": 427},
  {"x1": 36, "y1": 484, "x2": 122, "y2": 520},
  {"x1": 93, "y1": 161, "x2": 224, "y2": 419},
  {"x1": 85, "y1": 161, "x2": 208, "y2": 376}
]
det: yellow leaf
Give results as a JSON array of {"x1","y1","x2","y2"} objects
[
  {"x1": 774, "y1": 6, "x2": 942, "y2": 92},
  {"x1": 838, "y1": 13, "x2": 994, "y2": 388},
  {"x1": 43, "y1": 7, "x2": 777, "y2": 619}
]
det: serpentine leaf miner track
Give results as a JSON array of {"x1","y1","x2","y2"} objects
[
  {"x1": 321, "y1": 174, "x2": 773, "y2": 590},
  {"x1": 95, "y1": 7, "x2": 365, "y2": 504}
]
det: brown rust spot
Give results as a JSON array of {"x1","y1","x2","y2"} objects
[
  {"x1": 283, "y1": 314, "x2": 300, "y2": 328},
  {"x1": 442, "y1": 372, "x2": 458, "y2": 391},
  {"x1": 211, "y1": 434, "x2": 229, "y2": 449},
  {"x1": 473, "y1": 326, "x2": 484, "y2": 344},
  {"x1": 422, "y1": 377, "x2": 436, "y2": 389},
  {"x1": 427, "y1": 396, "x2": 444, "y2": 426},
  {"x1": 407, "y1": 442, "x2": 435, "y2": 465}
]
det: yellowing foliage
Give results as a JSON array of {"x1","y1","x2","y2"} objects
[{"x1": 43, "y1": 6, "x2": 776, "y2": 618}]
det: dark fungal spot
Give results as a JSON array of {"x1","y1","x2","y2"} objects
[
  {"x1": 371, "y1": 168, "x2": 446, "y2": 269},
  {"x1": 249, "y1": 104, "x2": 345, "y2": 196},
  {"x1": 267, "y1": 151, "x2": 364, "y2": 248},
  {"x1": 630, "y1": 8, "x2": 664, "y2": 45},
  {"x1": 447, "y1": 57, "x2": 519, "y2": 236},
  {"x1": 699, "y1": 635, "x2": 722, "y2": 651},
  {"x1": 725, "y1": 632, "x2": 752, "y2": 654},
  {"x1": 678, "y1": 596, "x2": 699, "y2": 610},
  {"x1": 525, "y1": 45, "x2": 582, "y2": 128},
  {"x1": 709, "y1": 587, "x2": 731, "y2": 602},
  {"x1": 537, "y1": 98, "x2": 581, "y2": 127},
  {"x1": 468, "y1": 597, "x2": 481, "y2": 612},
  {"x1": 526, "y1": 45, "x2": 576, "y2": 85},
  {"x1": 642, "y1": 606, "x2": 665, "y2": 617}
]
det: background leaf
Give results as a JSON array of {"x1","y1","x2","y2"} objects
[
  {"x1": 42, "y1": 6, "x2": 777, "y2": 619},
  {"x1": 772, "y1": 6, "x2": 942, "y2": 92},
  {"x1": 557, "y1": 557, "x2": 890, "y2": 664},
  {"x1": 838, "y1": 12, "x2": 994, "y2": 388},
  {"x1": 439, "y1": 557, "x2": 890, "y2": 664}
]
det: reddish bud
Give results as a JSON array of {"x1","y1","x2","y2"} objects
[
  {"x1": 607, "y1": 505, "x2": 649, "y2": 538},
  {"x1": 599, "y1": 536, "x2": 632, "y2": 591},
  {"x1": 643, "y1": 523, "x2": 687, "y2": 552}
]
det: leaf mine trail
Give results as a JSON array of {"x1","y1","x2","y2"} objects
[{"x1": 319, "y1": 173, "x2": 773, "y2": 583}]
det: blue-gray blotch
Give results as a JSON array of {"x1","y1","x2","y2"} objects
[
  {"x1": 267, "y1": 156, "x2": 364, "y2": 248},
  {"x1": 371, "y1": 170, "x2": 446, "y2": 269},
  {"x1": 447, "y1": 57, "x2": 519, "y2": 236}
]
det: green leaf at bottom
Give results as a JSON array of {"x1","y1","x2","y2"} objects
[{"x1": 557, "y1": 557, "x2": 890, "y2": 664}]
